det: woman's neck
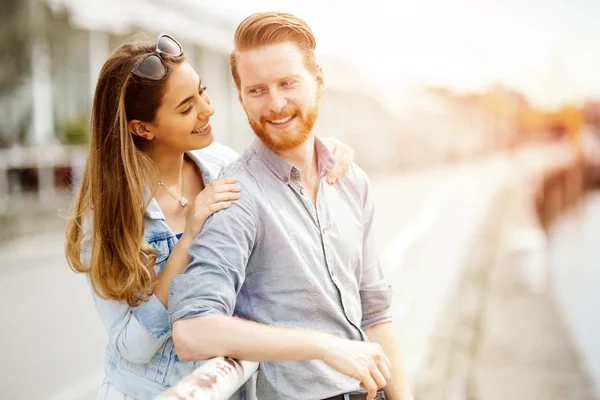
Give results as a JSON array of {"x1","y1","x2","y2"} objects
[{"x1": 149, "y1": 148, "x2": 186, "y2": 186}]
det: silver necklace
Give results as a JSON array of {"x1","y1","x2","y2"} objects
[{"x1": 157, "y1": 162, "x2": 189, "y2": 207}]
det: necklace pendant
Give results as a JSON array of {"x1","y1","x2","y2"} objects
[{"x1": 180, "y1": 197, "x2": 189, "y2": 207}]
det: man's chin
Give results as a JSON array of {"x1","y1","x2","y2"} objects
[{"x1": 257, "y1": 132, "x2": 310, "y2": 152}]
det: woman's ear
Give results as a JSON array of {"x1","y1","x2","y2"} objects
[{"x1": 128, "y1": 120, "x2": 154, "y2": 140}]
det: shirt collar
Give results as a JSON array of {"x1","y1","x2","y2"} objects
[
  {"x1": 250, "y1": 136, "x2": 337, "y2": 183},
  {"x1": 144, "y1": 188, "x2": 163, "y2": 220}
]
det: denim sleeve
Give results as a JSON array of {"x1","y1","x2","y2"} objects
[
  {"x1": 357, "y1": 171, "x2": 394, "y2": 330},
  {"x1": 168, "y1": 183, "x2": 258, "y2": 324},
  {"x1": 82, "y1": 238, "x2": 170, "y2": 365}
]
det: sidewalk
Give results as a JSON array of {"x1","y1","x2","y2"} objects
[{"x1": 414, "y1": 161, "x2": 599, "y2": 399}]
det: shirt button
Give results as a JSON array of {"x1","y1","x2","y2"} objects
[{"x1": 283, "y1": 177, "x2": 289, "y2": 183}]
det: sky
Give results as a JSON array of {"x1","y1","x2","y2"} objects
[{"x1": 193, "y1": 0, "x2": 600, "y2": 111}]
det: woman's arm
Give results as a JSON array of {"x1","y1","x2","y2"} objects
[
  {"x1": 154, "y1": 177, "x2": 242, "y2": 306},
  {"x1": 153, "y1": 236, "x2": 193, "y2": 306}
]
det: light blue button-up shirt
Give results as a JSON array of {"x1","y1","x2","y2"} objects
[{"x1": 169, "y1": 137, "x2": 393, "y2": 400}]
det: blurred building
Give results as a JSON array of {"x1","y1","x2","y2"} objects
[
  {"x1": 1, "y1": 0, "x2": 537, "y2": 205},
  {"x1": 0, "y1": 0, "x2": 419, "y2": 210},
  {"x1": 0, "y1": 0, "x2": 407, "y2": 156},
  {"x1": 2, "y1": 0, "x2": 250, "y2": 150},
  {"x1": 583, "y1": 100, "x2": 600, "y2": 133},
  {"x1": 393, "y1": 86, "x2": 520, "y2": 164}
]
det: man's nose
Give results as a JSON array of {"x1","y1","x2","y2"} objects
[{"x1": 267, "y1": 90, "x2": 287, "y2": 113}]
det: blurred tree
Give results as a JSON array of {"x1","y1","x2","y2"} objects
[
  {"x1": 0, "y1": 0, "x2": 32, "y2": 147},
  {"x1": 0, "y1": 0, "x2": 31, "y2": 98},
  {"x1": 61, "y1": 115, "x2": 89, "y2": 145}
]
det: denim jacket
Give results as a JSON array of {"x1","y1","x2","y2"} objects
[{"x1": 81, "y1": 143, "x2": 240, "y2": 399}]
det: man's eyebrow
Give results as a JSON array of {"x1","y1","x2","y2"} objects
[
  {"x1": 245, "y1": 83, "x2": 263, "y2": 91},
  {"x1": 281, "y1": 74, "x2": 302, "y2": 81}
]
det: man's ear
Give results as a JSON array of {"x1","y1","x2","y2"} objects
[
  {"x1": 316, "y1": 66, "x2": 325, "y2": 99},
  {"x1": 128, "y1": 120, "x2": 154, "y2": 141},
  {"x1": 237, "y1": 90, "x2": 249, "y2": 114}
]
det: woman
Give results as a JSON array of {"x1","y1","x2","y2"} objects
[{"x1": 65, "y1": 34, "x2": 357, "y2": 399}]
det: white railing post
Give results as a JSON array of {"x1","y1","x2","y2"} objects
[{"x1": 155, "y1": 357, "x2": 258, "y2": 400}]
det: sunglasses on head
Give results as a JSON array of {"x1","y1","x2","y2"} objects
[{"x1": 131, "y1": 33, "x2": 183, "y2": 80}]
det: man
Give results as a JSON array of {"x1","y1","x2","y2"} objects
[{"x1": 168, "y1": 12, "x2": 414, "y2": 400}]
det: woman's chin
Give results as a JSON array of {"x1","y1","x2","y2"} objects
[{"x1": 191, "y1": 132, "x2": 214, "y2": 150}]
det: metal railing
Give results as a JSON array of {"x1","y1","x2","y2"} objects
[{"x1": 156, "y1": 357, "x2": 258, "y2": 400}]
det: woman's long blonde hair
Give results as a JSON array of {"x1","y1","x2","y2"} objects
[{"x1": 65, "y1": 40, "x2": 185, "y2": 307}]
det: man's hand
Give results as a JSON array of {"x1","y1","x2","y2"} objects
[
  {"x1": 321, "y1": 337, "x2": 391, "y2": 399},
  {"x1": 365, "y1": 323, "x2": 414, "y2": 400}
]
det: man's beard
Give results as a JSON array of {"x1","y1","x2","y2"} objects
[{"x1": 247, "y1": 100, "x2": 319, "y2": 152}]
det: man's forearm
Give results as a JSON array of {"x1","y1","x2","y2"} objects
[
  {"x1": 365, "y1": 322, "x2": 414, "y2": 400},
  {"x1": 173, "y1": 314, "x2": 332, "y2": 362}
]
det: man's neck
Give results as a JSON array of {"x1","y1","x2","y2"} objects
[
  {"x1": 277, "y1": 134, "x2": 317, "y2": 184},
  {"x1": 275, "y1": 134, "x2": 319, "y2": 204}
]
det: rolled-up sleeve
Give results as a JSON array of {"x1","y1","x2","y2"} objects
[
  {"x1": 81, "y1": 238, "x2": 171, "y2": 364},
  {"x1": 359, "y1": 174, "x2": 393, "y2": 330},
  {"x1": 168, "y1": 183, "x2": 258, "y2": 324},
  {"x1": 130, "y1": 294, "x2": 171, "y2": 339}
]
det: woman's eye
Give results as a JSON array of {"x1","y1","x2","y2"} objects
[{"x1": 182, "y1": 103, "x2": 194, "y2": 115}]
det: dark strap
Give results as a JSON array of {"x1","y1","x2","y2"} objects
[{"x1": 322, "y1": 390, "x2": 385, "y2": 400}]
